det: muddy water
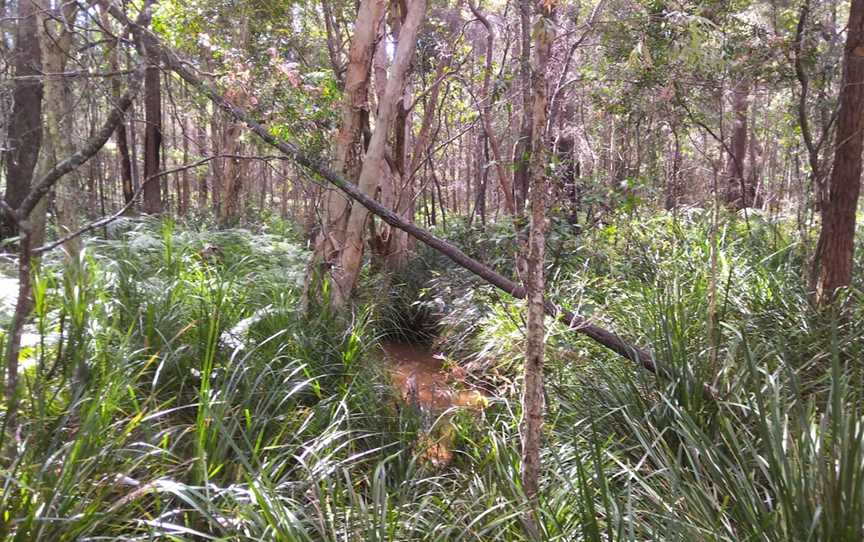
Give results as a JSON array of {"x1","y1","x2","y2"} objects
[
  {"x1": 382, "y1": 341, "x2": 487, "y2": 467},
  {"x1": 382, "y1": 341, "x2": 486, "y2": 411}
]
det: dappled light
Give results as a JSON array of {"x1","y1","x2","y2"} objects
[{"x1": 2, "y1": 0, "x2": 864, "y2": 539}]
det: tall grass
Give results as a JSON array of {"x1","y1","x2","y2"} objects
[{"x1": 0, "y1": 212, "x2": 862, "y2": 540}]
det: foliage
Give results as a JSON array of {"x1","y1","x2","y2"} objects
[{"x1": 1, "y1": 207, "x2": 864, "y2": 540}]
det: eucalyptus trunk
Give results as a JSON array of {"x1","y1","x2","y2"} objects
[
  {"x1": 305, "y1": 0, "x2": 387, "y2": 307},
  {"x1": 521, "y1": 0, "x2": 553, "y2": 512},
  {"x1": 333, "y1": 0, "x2": 426, "y2": 307}
]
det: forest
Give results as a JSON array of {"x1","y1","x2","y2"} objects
[{"x1": 0, "y1": 0, "x2": 863, "y2": 539}]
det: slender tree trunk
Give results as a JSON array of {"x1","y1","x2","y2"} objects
[
  {"x1": 2, "y1": 0, "x2": 42, "y2": 240},
  {"x1": 220, "y1": 117, "x2": 244, "y2": 223},
  {"x1": 407, "y1": 53, "x2": 449, "y2": 177},
  {"x1": 469, "y1": 1, "x2": 516, "y2": 215},
  {"x1": 812, "y1": 0, "x2": 864, "y2": 304},
  {"x1": 521, "y1": 0, "x2": 553, "y2": 515},
  {"x1": 321, "y1": 0, "x2": 345, "y2": 82},
  {"x1": 102, "y1": 6, "x2": 135, "y2": 210},
  {"x1": 130, "y1": 101, "x2": 141, "y2": 197},
  {"x1": 665, "y1": 124, "x2": 682, "y2": 210},
  {"x1": 384, "y1": 0, "x2": 415, "y2": 271},
  {"x1": 143, "y1": 48, "x2": 163, "y2": 214},
  {"x1": 512, "y1": 0, "x2": 533, "y2": 214},
  {"x1": 724, "y1": 82, "x2": 750, "y2": 209},
  {"x1": 34, "y1": 0, "x2": 79, "y2": 251},
  {"x1": 181, "y1": 117, "x2": 191, "y2": 215},
  {"x1": 209, "y1": 104, "x2": 222, "y2": 212},
  {"x1": 196, "y1": 122, "x2": 208, "y2": 209}
]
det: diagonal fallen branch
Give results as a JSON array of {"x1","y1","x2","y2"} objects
[{"x1": 110, "y1": 7, "x2": 663, "y2": 379}]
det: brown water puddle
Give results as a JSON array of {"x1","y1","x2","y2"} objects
[
  {"x1": 381, "y1": 341, "x2": 487, "y2": 467},
  {"x1": 382, "y1": 341, "x2": 487, "y2": 411}
]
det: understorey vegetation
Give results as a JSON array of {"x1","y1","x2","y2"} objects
[{"x1": 0, "y1": 213, "x2": 860, "y2": 540}]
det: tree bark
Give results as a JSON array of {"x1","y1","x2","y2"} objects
[
  {"x1": 102, "y1": 5, "x2": 136, "y2": 211},
  {"x1": 331, "y1": 0, "x2": 426, "y2": 308},
  {"x1": 181, "y1": 116, "x2": 191, "y2": 215},
  {"x1": 512, "y1": 0, "x2": 533, "y2": 214},
  {"x1": 143, "y1": 46, "x2": 163, "y2": 214},
  {"x1": 812, "y1": 0, "x2": 864, "y2": 304},
  {"x1": 384, "y1": 0, "x2": 415, "y2": 271},
  {"x1": 34, "y1": 0, "x2": 80, "y2": 252},
  {"x1": 2, "y1": 0, "x2": 42, "y2": 240},
  {"x1": 305, "y1": 0, "x2": 387, "y2": 306},
  {"x1": 521, "y1": 0, "x2": 553, "y2": 511},
  {"x1": 724, "y1": 82, "x2": 751, "y2": 209},
  {"x1": 219, "y1": 117, "x2": 244, "y2": 223}
]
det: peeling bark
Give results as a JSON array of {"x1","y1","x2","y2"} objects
[
  {"x1": 521, "y1": 0, "x2": 553, "y2": 511},
  {"x1": 333, "y1": 0, "x2": 426, "y2": 307}
]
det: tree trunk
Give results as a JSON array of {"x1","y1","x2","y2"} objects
[
  {"x1": 521, "y1": 0, "x2": 553, "y2": 513},
  {"x1": 812, "y1": 0, "x2": 864, "y2": 304},
  {"x1": 181, "y1": 116, "x2": 191, "y2": 215},
  {"x1": 2, "y1": 0, "x2": 42, "y2": 240},
  {"x1": 305, "y1": 0, "x2": 387, "y2": 306},
  {"x1": 724, "y1": 82, "x2": 751, "y2": 209},
  {"x1": 219, "y1": 117, "x2": 244, "y2": 223},
  {"x1": 102, "y1": 6, "x2": 135, "y2": 211},
  {"x1": 333, "y1": 0, "x2": 426, "y2": 307},
  {"x1": 665, "y1": 125, "x2": 682, "y2": 210},
  {"x1": 34, "y1": 0, "x2": 80, "y2": 251},
  {"x1": 512, "y1": 0, "x2": 533, "y2": 214},
  {"x1": 321, "y1": 0, "x2": 345, "y2": 83},
  {"x1": 384, "y1": 0, "x2": 415, "y2": 271},
  {"x1": 469, "y1": 1, "x2": 516, "y2": 215},
  {"x1": 209, "y1": 104, "x2": 221, "y2": 212},
  {"x1": 143, "y1": 51, "x2": 163, "y2": 214}
]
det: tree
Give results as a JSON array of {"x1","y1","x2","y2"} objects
[
  {"x1": 101, "y1": 4, "x2": 136, "y2": 210},
  {"x1": 333, "y1": 0, "x2": 427, "y2": 308},
  {"x1": 2, "y1": 0, "x2": 42, "y2": 240},
  {"x1": 469, "y1": 0, "x2": 516, "y2": 216},
  {"x1": 143, "y1": 28, "x2": 163, "y2": 214},
  {"x1": 812, "y1": 0, "x2": 864, "y2": 304},
  {"x1": 512, "y1": 0, "x2": 533, "y2": 214},
  {"x1": 34, "y1": 0, "x2": 84, "y2": 251},
  {"x1": 305, "y1": 0, "x2": 387, "y2": 306},
  {"x1": 520, "y1": 0, "x2": 553, "y2": 513},
  {"x1": 724, "y1": 82, "x2": 751, "y2": 208}
]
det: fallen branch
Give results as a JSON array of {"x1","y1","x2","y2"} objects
[{"x1": 109, "y1": 7, "x2": 661, "y2": 377}]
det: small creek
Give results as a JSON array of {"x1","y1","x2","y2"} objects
[
  {"x1": 382, "y1": 341, "x2": 487, "y2": 411},
  {"x1": 381, "y1": 341, "x2": 487, "y2": 467}
]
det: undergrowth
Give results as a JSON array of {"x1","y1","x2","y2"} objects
[{"x1": 0, "y1": 211, "x2": 861, "y2": 541}]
